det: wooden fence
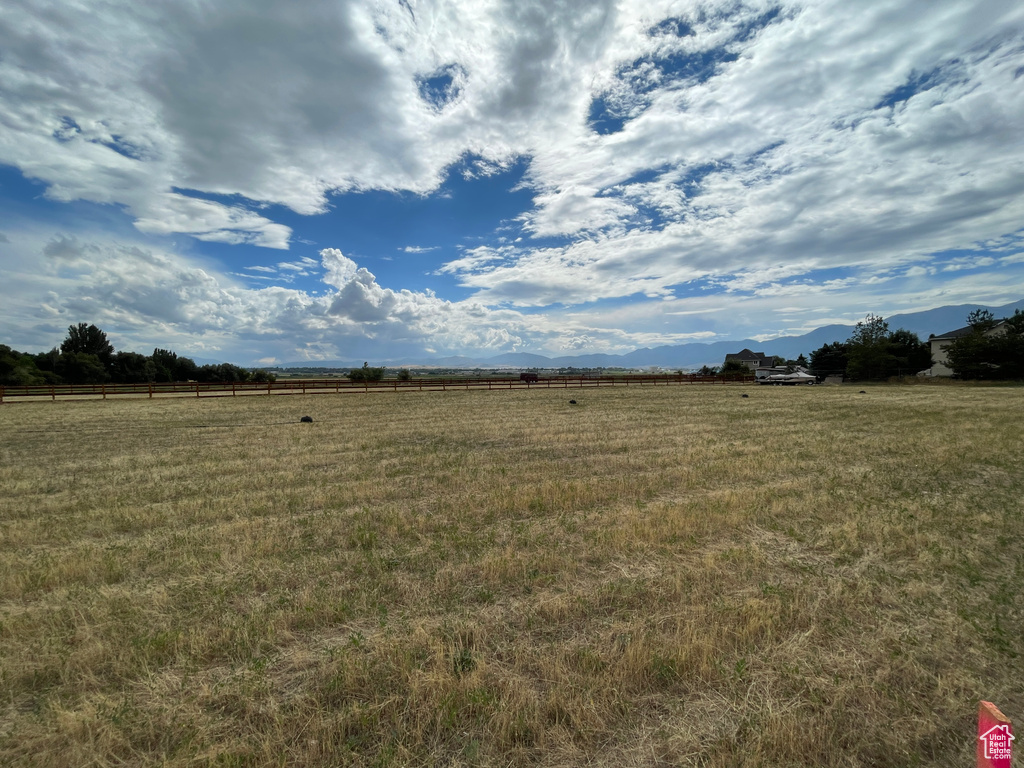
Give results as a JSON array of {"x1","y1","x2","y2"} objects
[{"x1": 0, "y1": 374, "x2": 754, "y2": 404}]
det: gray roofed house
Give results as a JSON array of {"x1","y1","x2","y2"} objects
[{"x1": 724, "y1": 349, "x2": 773, "y2": 370}]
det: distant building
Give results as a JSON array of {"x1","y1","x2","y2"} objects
[
  {"x1": 724, "y1": 349, "x2": 773, "y2": 371},
  {"x1": 927, "y1": 320, "x2": 1008, "y2": 376}
]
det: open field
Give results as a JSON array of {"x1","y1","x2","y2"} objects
[{"x1": 1, "y1": 385, "x2": 1022, "y2": 766}]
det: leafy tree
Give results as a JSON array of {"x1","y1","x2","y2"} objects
[
  {"x1": 0, "y1": 345, "x2": 46, "y2": 386},
  {"x1": 56, "y1": 352, "x2": 109, "y2": 384},
  {"x1": 809, "y1": 318, "x2": 931, "y2": 381},
  {"x1": 250, "y1": 369, "x2": 276, "y2": 383},
  {"x1": 151, "y1": 348, "x2": 178, "y2": 382},
  {"x1": 794, "y1": 353, "x2": 808, "y2": 368},
  {"x1": 967, "y1": 308, "x2": 996, "y2": 332},
  {"x1": 1006, "y1": 308, "x2": 1024, "y2": 335},
  {"x1": 886, "y1": 329, "x2": 932, "y2": 376},
  {"x1": 809, "y1": 342, "x2": 849, "y2": 378},
  {"x1": 841, "y1": 314, "x2": 929, "y2": 380},
  {"x1": 348, "y1": 362, "x2": 385, "y2": 383},
  {"x1": 696, "y1": 365, "x2": 719, "y2": 376},
  {"x1": 720, "y1": 360, "x2": 750, "y2": 377},
  {"x1": 33, "y1": 348, "x2": 62, "y2": 381},
  {"x1": 846, "y1": 314, "x2": 893, "y2": 380},
  {"x1": 396, "y1": 368, "x2": 412, "y2": 381},
  {"x1": 111, "y1": 351, "x2": 156, "y2": 383},
  {"x1": 174, "y1": 356, "x2": 199, "y2": 382},
  {"x1": 195, "y1": 363, "x2": 252, "y2": 383},
  {"x1": 152, "y1": 348, "x2": 199, "y2": 382},
  {"x1": 61, "y1": 323, "x2": 114, "y2": 371}
]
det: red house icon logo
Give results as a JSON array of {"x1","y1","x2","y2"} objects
[{"x1": 979, "y1": 723, "x2": 1014, "y2": 765}]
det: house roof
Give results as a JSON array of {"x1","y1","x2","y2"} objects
[
  {"x1": 725, "y1": 348, "x2": 770, "y2": 361},
  {"x1": 931, "y1": 319, "x2": 1006, "y2": 341}
]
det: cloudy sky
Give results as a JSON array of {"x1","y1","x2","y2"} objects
[{"x1": 2, "y1": 0, "x2": 1023, "y2": 365}]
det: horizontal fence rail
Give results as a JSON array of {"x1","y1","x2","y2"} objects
[{"x1": 0, "y1": 374, "x2": 755, "y2": 403}]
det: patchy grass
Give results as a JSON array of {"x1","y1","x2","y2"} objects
[{"x1": 0, "y1": 384, "x2": 1022, "y2": 766}]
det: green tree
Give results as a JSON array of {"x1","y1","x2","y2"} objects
[
  {"x1": 33, "y1": 348, "x2": 62, "y2": 381},
  {"x1": 174, "y1": 356, "x2": 199, "y2": 382},
  {"x1": 967, "y1": 308, "x2": 996, "y2": 332},
  {"x1": 809, "y1": 342, "x2": 849, "y2": 378},
  {"x1": 348, "y1": 362, "x2": 385, "y2": 383},
  {"x1": 0, "y1": 345, "x2": 46, "y2": 386},
  {"x1": 195, "y1": 363, "x2": 251, "y2": 383},
  {"x1": 846, "y1": 314, "x2": 893, "y2": 380},
  {"x1": 720, "y1": 360, "x2": 750, "y2": 377},
  {"x1": 396, "y1": 368, "x2": 412, "y2": 381},
  {"x1": 887, "y1": 329, "x2": 932, "y2": 376},
  {"x1": 151, "y1": 348, "x2": 178, "y2": 382},
  {"x1": 61, "y1": 323, "x2": 114, "y2": 371},
  {"x1": 152, "y1": 348, "x2": 199, "y2": 382},
  {"x1": 1005, "y1": 308, "x2": 1024, "y2": 335},
  {"x1": 111, "y1": 351, "x2": 156, "y2": 383},
  {"x1": 56, "y1": 352, "x2": 109, "y2": 384}
]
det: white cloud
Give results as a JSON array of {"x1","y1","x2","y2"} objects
[
  {"x1": 0, "y1": 234, "x2": 568, "y2": 360},
  {"x1": 1, "y1": 0, "x2": 1022, "y2": 358}
]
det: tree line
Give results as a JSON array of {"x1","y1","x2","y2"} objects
[
  {"x1": 807, "y1": 310, "x2": 1024, "y2": 381},
  {"x1": 808, "y1": 315, "x2": 931, "y2": 380},
  {"x1": 0, "y1": 324, "x2": 275, "y2": 386}
]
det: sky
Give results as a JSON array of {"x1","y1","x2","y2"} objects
[{"x1": 1, "y1": 0, "x2": 1023, "y2": 366}]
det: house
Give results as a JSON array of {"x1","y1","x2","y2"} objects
[
  {"x1": 927, "y1": 320, "x2": 1007, "y2": 376},
  {"x1": 724, "y1": 349, "x2": 773, "y2": 371}
]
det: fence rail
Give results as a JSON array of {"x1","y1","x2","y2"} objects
[{"x1": 0, "y1": 374, "x2": 754, "y2": 403}]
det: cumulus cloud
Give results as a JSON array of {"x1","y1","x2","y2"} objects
[{"x1": 0, "y1": 234, "x2": 575, "y2": 360}]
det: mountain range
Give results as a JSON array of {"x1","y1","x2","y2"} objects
[{"x1": 273, "y1": 299, "x2": 1024, "y2": 371}]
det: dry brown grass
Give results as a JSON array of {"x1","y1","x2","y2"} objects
[{"x1": 1, "y1": 384, "x2": 1022, "y2": 766}]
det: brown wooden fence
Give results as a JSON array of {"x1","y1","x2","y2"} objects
[{"x1": 0, "y1": 374, "x2": 754, "y2": 403}]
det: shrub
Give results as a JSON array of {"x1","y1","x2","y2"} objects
[{"x1": 348, "y1": 362, "x2": 385, "y2": 383}]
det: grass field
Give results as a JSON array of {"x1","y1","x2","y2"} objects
[{"x1": 1, "y1": 384, "x2": 1021, "y2": 766}]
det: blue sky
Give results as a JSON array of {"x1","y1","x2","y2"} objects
[{"x1": 1, "y1": 0, "x2": 1023, "y2": 365}]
